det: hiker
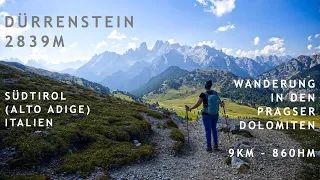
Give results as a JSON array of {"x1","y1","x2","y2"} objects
[{"x1": 186, "y1": 80, "x2": 224, "y2": 152}]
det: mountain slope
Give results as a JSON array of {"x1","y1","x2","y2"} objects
[
  {"x1": 60, "y1": 68, "x2": 77, "y2": 75},
  {"x1": 0, "y1": 63, "x2": 167, "y2": 178},
  {"x1": 258, "y1": 54, "x2": 320, "y2": 80},
  {"x1": 1, "y1": 58, "x2": 23, "y2": 64},
  {"x1": 255, "y1": 55, "x2": 293, "y2": 71},
  {"x1": 131, "y1": 66, "x2": 189, "y2": 96},
  {"x1": 291, "y1": 64, "x2": 320, "y2": 89},
  {"x1": 0, "y1": 61, "x2": 111, "y2": 94},
  {"x1": 279, "y1": 64, "x2": 320, "y2": 113},
  {"x1": 26, "y1": 59, "x2": 46, "y2": 69},
  {"x1": 235, "y1": 57, "x2": 266, "y2": 77},
  {"x1": 146, "y1": 69, "x2": 274, "y2": 107}
]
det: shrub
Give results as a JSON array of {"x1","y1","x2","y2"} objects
[
  {"x1": 238, "y1": 164, "x2": 250, "y2": 173},
  {"x1": 146, "y1": 111, "x2": 166, "y2": 119},
  {"x1": 156, "y1": 123, "x2": 168, "y2": 129},
  {"x1": 166, "y1": 119, "x2": 178, "y2": 128},
  {"x1": 0, "y1": 65, "x2": 157, "y2": 177},
  {"x1": 225, "y1": 157, "x2": 231, "y2": 165},
  {"x1": 169, "y1": 128, "x2": 184, "y2": 142},
  {"x1": 172, "y1": 141, "x2": 184, "y2": 154},
  {"x1": 231, "y1": 130, "x2": 253, "y2": 138}
]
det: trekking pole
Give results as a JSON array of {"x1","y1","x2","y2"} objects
[
  {"x1": 222, "y1": 103, "x2": 231, "y2": 143},
  {"x1": 185, "y1": 105, "x2": 190, "y2": 146}
]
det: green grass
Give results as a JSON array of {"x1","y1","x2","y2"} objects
[
  {"x1": 113, "y1": 92, "x2": 134, "y2": 102},
  {"x1": 166, "y1": 119, "x2": 178, "y2": 128},
  {"x1": 172, "y1": 141, "x2": 184, "y2": 154},
  {"x1": 283, "y1": 129, "x2": 320, "y2": 179},
  {"x1": 169, "y1": 128, "x2": 185, "y2": 154},
  {"x1": 156, "y1": 123, "x2": 168, "y2": 129},
  {"x1": 169, "y1": 128, "x2": 184, "y2": 142},
  {"x1": 144, "y1": 86, "x2": 320, "y2": 127},
  {"x1": 0, "y1": 64, "x2": 164, "y2": 178}
]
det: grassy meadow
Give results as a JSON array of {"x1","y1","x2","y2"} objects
[
  {"x1": 145, "y1": 85, "x2": 320, "y2": 128},
  {"x1": 0, "y1": 64, "x2": 170, "y2": 178},
  {"x1": 113, "y1": 92, "x2": 134, "y2": 102}
]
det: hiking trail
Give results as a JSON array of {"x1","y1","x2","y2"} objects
[{"x1": 109, "y1": 115, "x2": 303, "y2": 180}]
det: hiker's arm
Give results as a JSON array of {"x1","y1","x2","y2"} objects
[{"x1": 188, "y1": 98, "x2": 203, "y2": 111}]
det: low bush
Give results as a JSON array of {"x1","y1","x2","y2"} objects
[
  {"x1": 169, "y1": 128, "x2": 184, "y2": 142},
  {"x1": 166, "y1": 119, "x2": 178, "y2": 128}
]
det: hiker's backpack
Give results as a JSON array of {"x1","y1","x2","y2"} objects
[{"x1": 203, "y1": 90, "x2": 220, "y2": 115}]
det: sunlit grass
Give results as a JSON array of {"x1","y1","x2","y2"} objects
[
  {"x1": 113, "y1": 92, "x2": 134, "y2": 102},
  {"x1": 145, "y1": 86, "x2": 320, "y2": 127}
]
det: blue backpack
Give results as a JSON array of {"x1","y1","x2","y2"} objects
[{"x1": 203, "y1": 90, "x2": 220, "y2": 115}]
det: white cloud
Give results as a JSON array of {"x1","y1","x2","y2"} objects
[
  {"x1": 308, "y1": 35, "x2": 312, "y2": 41},
  {"x1": 253, "y1": 37, "x2": 260, "y2": 45},
  {"x1": 221, "y1": 48, "x2": 233, "y2": 55},
  {"x1": 0, "y1": 0, "x2": 5, "y2": 6},
  {"x1": 73, "y1": 56, "x2": 91, "y2": 62},
  {"x1": 315, "y1": 46, "x2": 320, "y2": 50},
  {"x1": 268, "y1": 37, "x2": 284, "y2": 44},
  {"x1": 0, "y1": 12, "x2": 29, "y2": 40},
  {"x1": 131, "y1": 37, "x2": 139, "y2": 41},
  {"x1": 168, "y1": 39, "x2": 175, "y2": 44},
  {"x1": 112, "y1": 44, "x2": 121, "y2": 48},
  {"x1": 59, "y1": 41, "x2": 78, "y2": 53},
  {"x1": 197, "y1": 0, "x2": 235, "y2": 17},
  {"x1": 0, "y1": 11, "x2": 9, "y2": 18},
  {"x1": 107, "y1": 29, "x2": 127, "y2": 40},
  {"x1": 147, "y1": 42, "x2": 155, "y2": 50},
  {"x1": 127, "y1": 42, "x2": 137, "y2": 49},
  {"x1": 260, "y1": 37, "x2": 285, "y2": 56},
  {"x1": 197, "y1": 40, "x2": 216, "y2": 47},
  {"x1": 70, "y1": 42, "x2": 78, "y2": 48},
  {"x1": 307, "y1": 44, "x2": 312, "y2": 50},
  {"x1": 196, "y1": 0, "x2": 208, "y2": 6},
  {"x1": 216, "y1": 22, "x2": 235, "y2": 32},
  {"x1": 25, "y1": 46, "x2": 48, "y2": 62},
  {"x1": 95, "y1": 40, "x2": 108, "y2": 48},
  {"x1": 233, "y1": 37, "x2": 286, "y2": 58},
  {"x1": 235, "y1": 49, "x2": 260, "y2": 58},
  {"x1": 315, "y1": 34, "x2": 320, "y2": 38},
  {"x1": 59, "y1": 47, "x2": 68, "y2": 54},
  {"x1": 0, "y1": 24, "x2": 28, "y2": 40}
]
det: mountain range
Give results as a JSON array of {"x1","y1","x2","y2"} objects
[
  {"x1": 0, "y1": 58, "x2": 86, "y2": 72},
  {"x1": 0, "y1": 61, "x2": 110, "y2": 94},
  {"x1": 131, "y1": 66, "x2": 189, "y2": 97},
  {"x1": 73, "y1": 40, "x2": 293, "y2": 91},
  {"x1": 1, "y1": 40, "x2": 293, "y2": 92},
  {"x1": 258, "y1": 54, "x2": 320, "y2": 80}
]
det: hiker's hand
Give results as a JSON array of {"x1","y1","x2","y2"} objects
[{"x1": 220, "y1": 101, "x2": 225, "y2": 107}]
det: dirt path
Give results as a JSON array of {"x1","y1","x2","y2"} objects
[{"x1": 109, "y1": 115, "x2": 304, "y2": 180}]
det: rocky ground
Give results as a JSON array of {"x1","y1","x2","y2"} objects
[
  {"x1": 109, "y1": 116, "x2": 304, "y2": 180},
  {"x1": 1, "y1": 115, "x2": 305, "y2": 180}
]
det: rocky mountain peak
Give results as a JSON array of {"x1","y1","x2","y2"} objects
[
  {"x1": 139, "y1": 42, "x2": 148, "y2": 51},
  {"x1": 152, "y1": 40, "x2": 164, "y2": 52}
]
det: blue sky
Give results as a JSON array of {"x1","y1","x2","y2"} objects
[{"x1": 0, "y1": 0, "x2": 319, "y2": 64}]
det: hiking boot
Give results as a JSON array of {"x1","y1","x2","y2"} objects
[
  {"x1": 213, "y1": 144, "x2": 219, "y2": 151},
  {"x1": 206, "y1": 147, "x2": 213, "y2": 153}
]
